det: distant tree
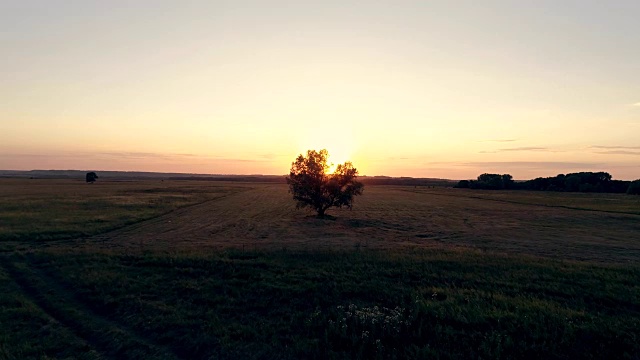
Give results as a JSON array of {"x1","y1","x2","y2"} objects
[
  {"x1": 455, "y1": 180, "x2": 470, "y2": 188},
  {"x1": 502, "y1": 174, "x2": 514, "y2": 189},
  {"x1": 86, "y1": 172, "x2": 98, "y2": 183},
  {"x1": 564, "y1": 175, "x2": 581, "y2": 192},
  {"x1": 610, "y1": 180, "x2": 632, "y2": 193},
  {"x1": 286, "y1": 149, "x2": 364, "y2": 217},
  {"x1": 473, "y1": 173, "x2": 513, "y2": 190},
  {"x1": 627, "y1": 180, "x2": 640, "y2": 195}
]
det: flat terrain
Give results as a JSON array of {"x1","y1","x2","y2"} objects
[
  {"x1": 0, "y1": 179, "x2": 638, "y2": 359},
  {"x1": 0, "y1": 179, "x2": 247, "y2": 243},
  {"x1": 56, "y1": 182, "x2": 640, "y2": 263}
]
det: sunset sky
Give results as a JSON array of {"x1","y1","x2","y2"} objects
[{"x1": 2, "y1": 1, "x2": 639, "y2": 180}]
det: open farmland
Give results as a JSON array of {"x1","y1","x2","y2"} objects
[
  {"x1": 0, "y1": 179, "x2": 248, "y2": 244},
  {"x1": 0, "y1": 179, "x2": 639, "y2": 359},
  {"x1": 58, "y1": 182, "x2": 640, "y2": 263}
]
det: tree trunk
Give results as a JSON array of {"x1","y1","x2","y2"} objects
[{"x1": 317, "y1": 208, "x2": 325, "y2": 218}]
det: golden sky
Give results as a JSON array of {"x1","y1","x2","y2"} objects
[{"x1": 1, "y1": 1, "x2": 639, "y2": 179}]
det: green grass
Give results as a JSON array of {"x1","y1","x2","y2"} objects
[
  {"x1": 1, "y1": 249, "x2": 638, "y2": 359},
  {"x1": 0, "y1": 264, "x2": 100, "y2": 359},
  {"x1": 0, "y1": 179, "x2": 247, "y2": 242}
]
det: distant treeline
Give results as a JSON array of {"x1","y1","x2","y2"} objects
[
  {"x1": 359, "y1": 176, "x2": 455, "y2": 187},
  {"x1": 456, "y1": 172, "x2": 640, "y2": 194}
]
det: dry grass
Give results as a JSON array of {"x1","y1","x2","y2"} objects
[
  {"x1": 0, "y1": 179, "x2": 249, "y2": 244},
  {"x1": 39, "y1": 183, "x2": 639, "y2": 264},
  {"x1": 419, "y1": 187, "x2": 640, "y2": 214}
]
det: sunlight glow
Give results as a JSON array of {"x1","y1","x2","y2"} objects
[
  {"x1": 2, "y1": 2, "x2": 640, "y2": 179},
  {"x1": 298, "y1": 126, "x2": 355, "y2": 174}
]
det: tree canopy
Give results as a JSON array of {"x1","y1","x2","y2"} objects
[
  {"x1": 455, "y1": 173, "x2": 513, "y2": 190},
  {"x1": 628, "y1": 180, "x2": 640, "y2": 195},
  {"x1": 286, "y1": 149, "x2": 364, "y2": 217},
  {"x1": 455, "y1": 171, "x2": 634, "y2": 194},
  {"x1": 85, "y1": 172, "x2": 98, "y2": 183}
]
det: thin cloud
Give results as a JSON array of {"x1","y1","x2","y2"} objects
[
  {"x1": 594, "y1": 150, "x2": 640, "y2": 156},
  {"x1": 98, "y1": 152, "x2": 198, "y2": 160},
  {"x1": 106, "y1": 153, "x2": 270, "y2": 165},
  {"x1": 215, "y1": 158, "x2": 269, "y2": 163},
  {"x1": 590, "y1": 145, "x2": 640, "y2": 150},
  {"x1": 499, "y1": 146, "x2": 549, "y2": 152},
  {"x1": 478, "y1": 139, "x2": 517, "y2": 143},
  {"x1": 632, "y1": 102, "x2": 640, "y2": 107},
  {"x1": 2, "y1": 151, "x2": 202, "y2": 161},
  {"x1": 479, "y1": 146, "x2": 554, "y2": 154},
  {"x1": 0, "y1": 153, "x2": 76, "y2": 158},
  {"x1": 460, "y1": 161, "x2": 604, "y2": 170}
]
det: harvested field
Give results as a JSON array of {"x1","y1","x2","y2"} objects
[
  {"x1": 0, "y1": 179, "x2": 248, "y2": 244},
  {"x1": 45, "y1": 183, "x2": 640, "y2": 263}
]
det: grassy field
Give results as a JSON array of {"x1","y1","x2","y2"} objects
[
  {"x1": 0, "y1": 179, "x2": 638, "y2": 359},
  {"x1": 415, "y1": 187, "x2": 640, "y2": 215},
  {"x1": 0, "y1": 179, "x2": 248, "y2": 243}
]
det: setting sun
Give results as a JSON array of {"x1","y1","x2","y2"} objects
[{"x1": 298, "y1": 127, "x2": 356, "y2": 174}]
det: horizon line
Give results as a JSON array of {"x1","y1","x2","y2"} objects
[{"x1": 1, "y1": 168, "x2": 637, "y2": 182}]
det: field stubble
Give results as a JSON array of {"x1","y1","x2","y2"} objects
[{"x1": 61, "y1": 183, "x2": 640, "y2": 263}]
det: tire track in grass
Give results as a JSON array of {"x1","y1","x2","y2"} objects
[
  {"x1": 0, "y1": 262, "x2": 104, "y2": 360},
  {"x1": 0, "y1": 254, "x2": 180, "y2": 360}
]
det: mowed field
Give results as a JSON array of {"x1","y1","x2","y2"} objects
[
  {"x1": 63, "y1": 181, "x2": 640, "y2": 263},
  {"x1": 0, "y1": 179, "x2": 639, "y2": 359}
]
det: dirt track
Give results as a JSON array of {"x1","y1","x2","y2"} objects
[{"x1": 57, "y1": 185, "x2": 640, "y2": 263}]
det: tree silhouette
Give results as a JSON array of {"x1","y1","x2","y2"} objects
[
  {"x1": 286, "y1": 149, "x2": 364, "y2": 217},
  {"x1": 464, "y1": 173, "x2": 514, "y2": 190},
  {"x1": 628, "y1": 180, "x2": 640, "y2": 195},
  {"x1": 86, "y1": 172, "x2": 98, "y2": 183}
]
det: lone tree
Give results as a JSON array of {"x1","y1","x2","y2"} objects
[
  {"x1": 286, "y1": 149, "x2": 364, "y2": 217},
  {"x1": 86, "y1": 172, "x2": 98, "y2": 183}
]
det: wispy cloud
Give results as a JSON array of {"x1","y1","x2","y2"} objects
[
  {"x1": 479, "y1": 146, "x2": 556, "y2": 154},
  {"x1": 0, "y1": 151, "x2": 279, "y2": 164},
  {"x1": 215, "y1": 158, "x2": 269, "y2": 163},
  {"x1": 499, "y1": 146, "x2": 549, "y2": 152},
  {"x1": 425, "y1": 161, "x2": 604, "y2": 169},
  {"x1": 98, "y1": 152, "x2": 198, "y2": 160},
  {"x1": 461, "y1": 161, "x2": 604, "y2": 170},
  {"x1": 0, "y1": 153, "x2": 77, "y2": 158},
  {"x1": 590, "y1": 145, "x2": 640, "y2": 150},
  {"x1": 478, "y1": 139, "x2": 517, "y2": 143},
  {"x1": 594, "y1": 150, "x2": 640, "y2": 156},
  {"x1": 632, "y1": 102, "x2": 640, "y2": 107}
]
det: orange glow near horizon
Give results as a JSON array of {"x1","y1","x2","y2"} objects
[{"x1": 1, "y1": 2, "x2": 639, "y2": 180}]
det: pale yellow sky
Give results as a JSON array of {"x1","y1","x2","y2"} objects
[{"x1": 1, "y1": 1, "x2": 639, "y2": 179}]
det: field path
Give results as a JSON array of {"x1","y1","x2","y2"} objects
[
  {"x1": 0, "y1": 255, "x2": 181, "y2": 360},
  {"x1": 58, "y1": 185, "x2": 640, "y2": 263}
]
